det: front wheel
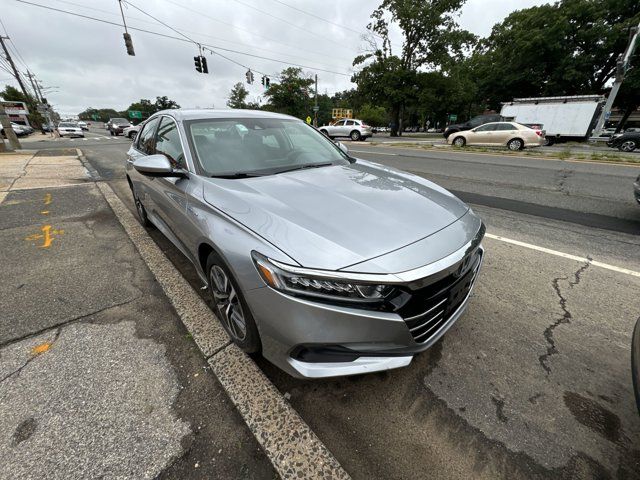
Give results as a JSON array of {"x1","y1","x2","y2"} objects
[
  {"x1": 206, "y1": 253, "x2": 261, "y2": 353},
  {"x1": 131, "y1": 183, "x2": 154, "y2": 228},
  {"x1": 619, "y1": 140, "x2": 637, "y2": 152},
  {"x1": 350, "y1": 130, "x2": 361, "y2": 141},
  {"x1": 452, "y1": 136, "x2": 466, "y2": 147},
  {"x1": 507, "y1": 138, "x2": 524, "y2": 151}
]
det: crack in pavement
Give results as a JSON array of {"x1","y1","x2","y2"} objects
[
  {"x1": 557, "y1": 168, "x2": 573, "y2": 196},
  {"x1": 0, "y1": 328, "x2": 62, "y2": 384},
  {"x1": 538, "y1": 259, "x2": 591, "y2": 375},
  {"x1": 0, "y1": 295, "x2": 143, "y2": 350}
]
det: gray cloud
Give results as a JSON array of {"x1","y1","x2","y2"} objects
[{"x1": 1, "y1": 0, "x2": 545, "y2": 114}]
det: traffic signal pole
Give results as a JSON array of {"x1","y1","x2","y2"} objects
[
  {"x1": 592, "y1": 19, "x2": 640, "y2": 137},
  {"x1": 313, "y1": 74, "x2": 318, "y2": 127}
]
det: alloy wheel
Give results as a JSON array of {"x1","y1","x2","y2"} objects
[
  {"x1": 620, "y1": 140, "x2": 636, "y2": 152},
  {"x1": 508, "y1": 139, "x2": 522, "y2": 151},
  {"x1": 454, "y1": 137, "x2": 465, "y2": 147},
  {"x1": 210, "y1": 265, "x2": 247, "y2": 341}
]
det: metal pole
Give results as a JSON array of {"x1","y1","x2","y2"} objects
[
  {"x1": 313, "y1": 74, "x2": 318, "y2": 127},
  {"x1": 26, "y1": 71, "x2": 41, "y2": 102},
  {"x1": 592, "y1": 20, "x2": 640, "y2": 137},
  {"x1": 0, "y1": 104, "x2": 20, "y2": 151},
  {"x1": 0, "y1": 36, "x2": 30, "y2": 99}
]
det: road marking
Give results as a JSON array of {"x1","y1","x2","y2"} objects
[
  {"x1": 485, "y1": 233, "x2": 640, "y2": 277},
  {"x1": 44, "y1": 193, "x2": 52, "y2": 205},
  {"x1": 350, "y1": 149, "x2": 398, "y2": 156},
  {"x1": 96, "y1": 181, "x2": 349, "y2": 480},
  {"x1": 25, "y1": 225, "x2": 64, "y2": 248}
]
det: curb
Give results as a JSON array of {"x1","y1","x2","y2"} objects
[{"x1": 95, "y1": 180, "x2": 350, "y2": 480}]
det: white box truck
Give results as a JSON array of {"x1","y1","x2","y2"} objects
[{"x1": 500, "y1": 95, "x2": 605, "y2": 145}]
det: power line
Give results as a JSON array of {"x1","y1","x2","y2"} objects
[
  {"x1": 14, "y1": 0, "x2": 352, "y2": 76},
  {"x1": 123, "y1": 0, "x2": 197, "y2": 46},
  {"x1": 161, "y1": 0, "x2": 353, "y2": 64},
  {"x1": 267, "y1": 0, "x2": 380, "y2": 39}
]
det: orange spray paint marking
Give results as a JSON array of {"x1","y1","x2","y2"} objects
[
  {"x1": 32, "y1": 342, "x2": 52, "y2": 355},
  {"x1": 41, "y1": 210, "x2": 49, "y2": 215},
  {"x1": 25, "y1": 225, "x2": 64, "y2": 248},
  {"x1": 44, "y1": 193, "x2": 52, "y2": 205}
]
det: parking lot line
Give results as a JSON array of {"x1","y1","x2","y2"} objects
[
  {"x1": 96, "y1": 180, "x2": 350, "y2": 480},
  {"x1": 485, "y1": 232, "x2": 640, "y2": 277}
]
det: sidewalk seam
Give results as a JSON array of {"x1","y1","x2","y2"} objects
[{"x1": 95, "y1": 179, "x2": 350, "y2": 480}]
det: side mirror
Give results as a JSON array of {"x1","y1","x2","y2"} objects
[
  {"x1": 133, "y1": 154, "x2": 186, "y2": 177},
  {"x1": 335, "y1": 141, "x2": 349, "y2": 155}
]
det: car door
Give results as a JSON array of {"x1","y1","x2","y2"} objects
[
  {"x1": 127, "y1": 116, "x2": 160, "y2": 209},
  {"x1": 343, "y1": 120, "x2": 356, "y2": 137},
  {"x1": 145, "y1": 115, "x2": 195, "y2": 260},
  {"x1": 329, "y1": 119, "x2": 345, "y2": 136},
  {"x1": 491, "y1": 122, "x2": 517, "y2": 145},
  {"x1": 467, "y1": 123, "x2": 497, "y2": 145}
]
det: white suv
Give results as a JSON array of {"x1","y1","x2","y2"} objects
[{"x1": 319, "y1": 119, "x2": 373, "y2": 141}]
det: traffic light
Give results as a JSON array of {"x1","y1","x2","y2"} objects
[
  {"x1": 123, "y1": 32, "x2": 135, "y2": 56},
  {"x1": 261, "y1": 75, "x2": 270, "y2": 88},
  {"x1": 246, "y1": 70, "x2": 254, "y2": 84},
  {"x1": 194, "y1": 56, "x2": 202, "y2": 73},
  {"x1": 201, "y1": 56, "x2": 208, "y2": 74}
]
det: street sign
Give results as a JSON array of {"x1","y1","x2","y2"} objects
[
  {"x1": 306, "y1": 116, "x2": 312, "y2": 124},
  {"x1": 128, "y1": 110, "x2": 143, "y2": 119},
  {"x1": 312, "y1": 106, "x2": 319, "y2": 112},
  {"x1": 1, "y1": 101, "x2": 28, "y2": 115},
  {"x1": 332, "y1": 108, "x2": 352, "y2": 119},
  {"x1": 448, "y1": 114, "x2": 458, "y2": 122}
]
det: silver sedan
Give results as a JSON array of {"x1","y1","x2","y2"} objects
[{"x1": 125, "y1": 109, "x2": 485, "y2": 378}]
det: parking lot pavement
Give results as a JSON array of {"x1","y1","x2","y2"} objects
[{"x1": 0, "y1": 154, "x2": 278, "y2": 478}]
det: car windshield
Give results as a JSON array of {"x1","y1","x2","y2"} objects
[
  {"x1": 59, "y1": 122, "x2": 76, "y2": 127},
  {"x1": 187, "y1": 118, "x2": 351, "y2": 177}
]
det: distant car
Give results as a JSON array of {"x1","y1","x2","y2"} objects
[
  {"x1": 42, "y1": 123, "x2": 55, "y2": 132},
  {"x1": 77, "y1": 121, "x2": 89, "y2": 131},
  {"x1": 607, "y1": 131, "x2": 639, "y2": 152},
  {"x1": 319, "y1": 118, "x2": 373, "y2": 141},
  {"x1": 123, "y1": 124, "x2": 141, "y2": 139},
  {"x1": 601, "y1": 127, "x2": 618, "y2": 137},
  {"x1": 2, "y1": 122, "x2": 30, "y2": 137},
  {"x1": 443, "y1": 114, "x2": 503, "y2": 139},
  {"x1": 57, "y1": 122, "x2": 84, "y2": 138},
  {"x1": 108, "y1": 118, "x2": 132, "y2": 136},
  {"x1": 447, "y1": 122, "x2": 545, "y2": 150}
]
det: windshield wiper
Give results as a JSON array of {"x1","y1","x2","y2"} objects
[
  {"x1": 273, "y1": 162, "x2": 334, "y2": 175},
  {"x1": 210, "y1": 172, "x2": 263, "y2": 179}
]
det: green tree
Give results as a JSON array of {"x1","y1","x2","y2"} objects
[
  {"x1": 473, "y1": 0, "x2": 640, "y2": 108},
  {"x1": 154, "y1": 96, "x2": 180, "y2": 110},
  {"x1": 226, "y1": 82, "x2": 250, "y2": 109},
  {"x1": 0, "y1": 85, "x2": 45, "y2": 128},
  {"x1": 358, "y1": 104, "x2": 388, "y2": 127},
  {"x1": 353, "y1": 0, "x2": 475, "y2": 136},
  {"x1": 263, "y1": 67, "x2": 314, "y2": 119}
]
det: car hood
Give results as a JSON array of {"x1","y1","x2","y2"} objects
[{"x1": 203, "y1": 160, "x2": 469, "y2": 270}]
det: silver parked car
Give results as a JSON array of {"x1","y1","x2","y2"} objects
[
  {"x1": 125, "y1": 110, "x2": 485, "y2": 378},
  {"x1": 319, "y1": 118, "x2": 373, "y2": 141}
]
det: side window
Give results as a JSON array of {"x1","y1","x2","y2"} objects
[
  {"x1": 496, "y1": 123, "x2": 516, "y2": 131},
  {"x1": 136, "y1": 117, "x2": 160, "y2": 154},
  {"x1": 345, "y1": 120, "x2": 355, "y2": 126},
  {"x1": 155, "y1": 117, "x2": 186, "y2": 169},
  {"x1": 475, "y1": 124, "x2": 496, "y2": 132},
  {"x1": 333, "y1": 120, "x2": 345, "y2": 126}
]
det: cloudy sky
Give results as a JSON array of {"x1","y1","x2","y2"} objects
[{"x1": 1, "y1": 0, "x2": 544, "y2": 115}]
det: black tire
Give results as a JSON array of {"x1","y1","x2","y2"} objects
[
  {"x1": 507, "y1": 138, "x2": 524, "y2": 151},
  {"x1": 633, "y1": 317, "x2": 640, "y2": 415},
  {"x1": 543, "y1": 137, "x2": 554, "y2": 146},
  {"x1": 128, "y1": 131, "x2": 137, "y2": 140},
  {"x1": 320, "y1": 129, "x2": 329, "y2": 137},
  {"x1": 619, "y1": 140, "x2": 637, "y2": 152},
  {"x1": 110, "y1": 130, "x2": 114, "y2": 136},
  {"x1": 350, "y1": 130, "x2": 361, "y2": 141},
  {"x1": 452, "y1": 136, "x2": 466, "y2": 147},
  {"x1": 206, "y1": 252, "x2": 261, "y2": 353},
  {"x1": 130, "y1": 181, "x2": 154, "y2": 228}
]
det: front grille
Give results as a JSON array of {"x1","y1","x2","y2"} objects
[{"x1": 399, "y1": 249, "x2": 482, "y2": 343}]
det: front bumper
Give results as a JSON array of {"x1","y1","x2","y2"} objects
[{"x1": 245, "y1": 235, "x2": 484, "y2": 379}]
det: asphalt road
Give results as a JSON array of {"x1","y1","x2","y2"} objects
[{"x1": 71, "y1": 127, "x2": 640, "y2": 478}]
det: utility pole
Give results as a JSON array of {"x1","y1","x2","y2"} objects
[
  {"x1": 26, "y1": 71, "x2": 41, "y2": 102},
  {"x1": 313, "y1": 74, "x2": 318, "y2": 127},
  {"x1": 592, "y1": 19, "x2": 640, "y2": 137},
  {"x1": 0, "y1": 103, "x2": 20, "y2": 151},
  {"x1": 0, "y1": 36, "x2": 30, "y2": 98}
]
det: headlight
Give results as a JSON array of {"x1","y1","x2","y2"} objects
[{"x1": 252, "y1": 251, "x2": 394, "y2": 304}]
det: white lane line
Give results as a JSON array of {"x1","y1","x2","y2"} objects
[
  {"x1": 350, "y1": 149, "x2": 398, "y2": 156},
  {"x1": 485, "y1": 233, "x2": 640, "y2": 278}
]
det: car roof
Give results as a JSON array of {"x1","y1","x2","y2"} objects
[{"x1": 151, "y1": 108, "x2": 301, "y2": 122}]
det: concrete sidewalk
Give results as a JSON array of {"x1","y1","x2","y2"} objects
[{"x1": 0, "y1": 150, "x2": 278, "y2": 479}]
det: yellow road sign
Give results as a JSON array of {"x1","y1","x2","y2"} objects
[{"x1": 306, "y1": 116, "x2": 312, "y2": 124}]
